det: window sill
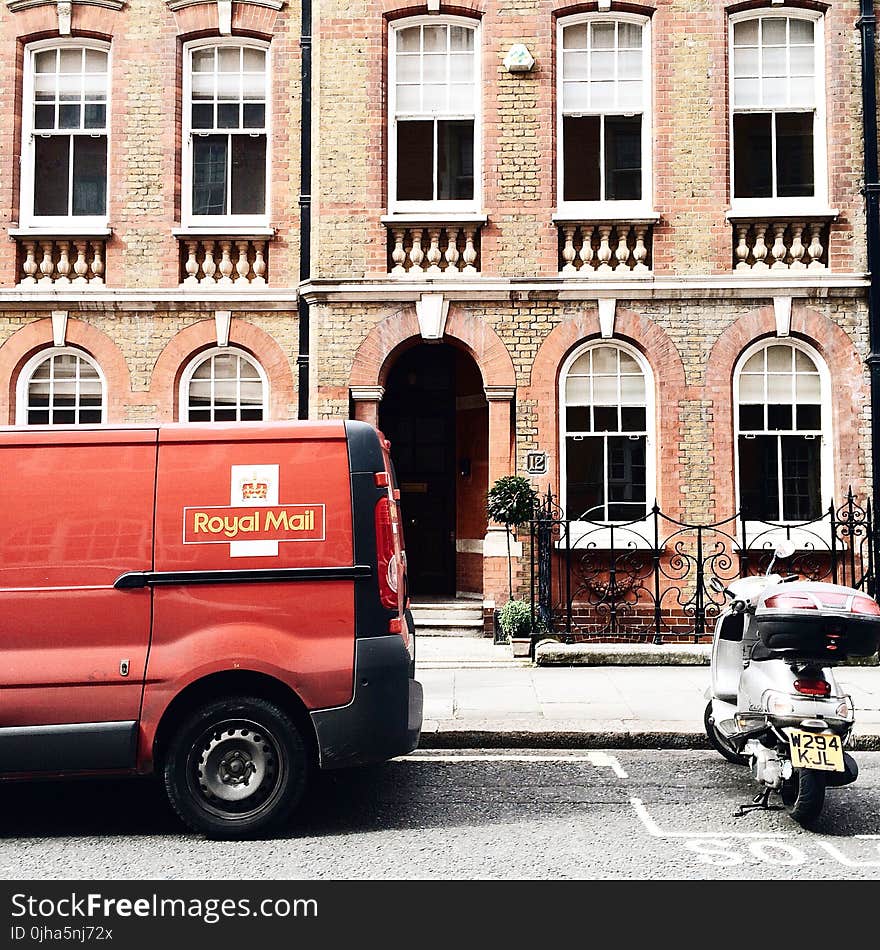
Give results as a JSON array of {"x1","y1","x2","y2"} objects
[
  {"x1": 553, "y1": 209, "x2": 660, "y2": 225},
  {"x1": 173, "y1": 227, "x2": 275, "y2": 240},
  {"x1": 9, "y1": 226, "x2": 111, "y2": 239},
  {"x1": 381, "y1": 213, "x2": 488, "y2": 226},
  {"x1": 726, "y1": 204, "x2": 838, "y2": 222}
]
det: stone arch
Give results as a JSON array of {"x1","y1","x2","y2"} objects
[
  {"x1": 148, "y1": 318, "x2": 295, "y2": 421},
  {"x1": 526, "y1": 306, "x2": 688, "y2": 516},
  {"x1": 705, "y1": 303, "x2": 869, "y2": 507},
  {"x1": 349, "y1": 304, "x2": 516, "y2": 391},
  {"x1": 0, "y1": 317, "x2": 132, "y2": 424}
]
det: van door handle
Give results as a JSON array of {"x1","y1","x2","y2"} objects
[{"x1": 119, "y1": 659, "x2": 130, "y2": 677}]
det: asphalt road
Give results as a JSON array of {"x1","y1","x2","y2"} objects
[{"x1": 1, "y1": 750, "x2": 879, "y2": 879}]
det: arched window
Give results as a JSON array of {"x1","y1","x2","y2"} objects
[
  {"x1": 729, "y1": 9, "x2": 826, "y2": 208},
  {"x1": 735, "y1": 340, "x2": 830, "y2": 521},
  {"x1": 16, "y1": 347, "x2": 106, "y2": 425},
  {"x1": 180, "y1": 347, "x2": 267, "y2": 422},
  {"x1": 560, "y1": 341, "x2": 654, "y2": 522},
  {"x1": 388, "y1": 17, "x2": 479, "y2": 212}
]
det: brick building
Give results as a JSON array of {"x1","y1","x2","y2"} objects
[{"x1": 0, "y1": 0, "x2": 876, "y2": 629}]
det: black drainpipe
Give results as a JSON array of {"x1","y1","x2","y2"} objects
[
  {"x1": 859, "y1": 1, "x2": 880, "y2": 582},
  {"x1": 296, "y1": 0, "x2": 312, "y2": 419}
]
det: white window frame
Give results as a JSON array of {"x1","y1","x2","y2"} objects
[
  {"x1": 387, "y1": 15, "x2": 481, "y2": 216},
  {"x1": 181, "y1": 39, "x2": 272, "y2": 230},
  {"x1": 19, "y1": 39, "x2": 111, "y2": 232},
  {"x1": 179, "y1": 346, "x2": 269, "y2": 422},
  {"x1": 728, "y1": 9, "x2": 829, "y2": 218},
  {"x1": 733, "y1": 338, "x2": 832, "y2": 535},
  {"x1": 15, "y1": 346, "x2": 107, "y2": 425},
  {"x1": 555, "y1": 12, "x2": 653, "y2": 220},
  {"x1": 559, "y1": 339, "x2": 656, "y2": 547}
]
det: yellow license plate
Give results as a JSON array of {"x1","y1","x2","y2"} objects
[{"x1": 787, "y1": 729, "x2": 845, "y2": 772}]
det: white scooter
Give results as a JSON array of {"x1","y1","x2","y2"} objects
[{"x1": 704, "y1": 540, "x2": 880, "y2": 824}]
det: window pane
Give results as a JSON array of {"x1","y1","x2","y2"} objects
[
  {"x1": 739, "y1": 405, "x2": 764, "y2": 431},
  {"x1": 242, "y1": 47, "x2": 266, "y2": 71},
  {"x1": 563, "y1": 116, "x2": 600, "y2": 202},
  {"x1": 192, "y1": 135, "x2": 228, "y2": 215},
  {"x1": 790, "y1": 19, "x2": 814, "y2": 44},
  {"x1": 592, "y1": 375, "x2": 617, "y2": 404},
  {"x1": 620, "y1": 407, "x2": 646, "y2": 432},
  {"x1": 34, "y1": 49, "x2": 57, "y2": 73},
  {"x1": 563, "y1": 51, "x2": 589, "y2": 82},
  {"x1": 563, "y1": 24, "x2": 588, "y2": 50},
  {"x1": 33, "y1": 136, "x2": 70, "y2": 215},
  {"x1": 192, "y1": 104, "x2": 214, "y2": 129},
  {"x1": 763, "y1": 18, "x2": 787, "y2": 45},
  {"x1": 796, "y1": 404, "x2": 821, "y2": 430},
  {"x1": 450, "y1": 26, "x2": 473, "y2": 52},
  {"x1": 733, "y1": 19, "x2": 759, "y2": 46},
  {"x1": 59, "y1": 104, "x2": 81, "y2": 129},
  {"x1": 734, "y1": 47, "x2": 759, "y2": 79},
  {"x1": 59, "y1": 48, "x2": 82, "y2": 73},
  {"x1": 566, "y1": 436, "x2": 604, "y2": 520},
  {"x1": 218, "y1": 47, "x2": 240, "y2": 71},
  {"x1": 767, "y1": 404, "x2": 792, "y2": 430},
  {"x1": 396, "y1": 121, "x2": 433, "y2": 201},
  {"x1": 591, "y1": 22, "x2": 615, "y2": 49},
  {"x1": 562, "y1": 81, "x2": 589, "y2": 113},
  {"x1": 739, "y1": 434, "x2": 779, "y2": 520},
  {"x1": 767, "y1": 373, "x2": 792, "y2": 402},
  {"x1": 607, "y1": 436, "x2": 646, "y2": 521},
  {"x1": 424, "y1": 25, "x2": 447, "y2": 52},
  {"x1": 567, "y1": 406, "x2": 590, "y2": 431},
  {"x1": 437, "y1": 120, "x2": 473, "y2": 200},
  {"x1": 592, "y1": 346, "x2": 616, "y2": 373},
  {"x1": 218, "y1": 103, "x2": 240, "y2": 128},
  {"x1": 766, "y1": 345, "x2": 791, "y2": 371},
  {"x1": 604, "y1": 115, "x2": 641, "y2": 200},
  {"x1": 231, "y1": 135, "x2": 266, "y2": 214},
  {"x1": 795, "y1": 374, "x2": 821, "y2": 401},
  {"x1": 739, "y1": 374, "x2": 764, "y2": 401},
  {"x1": 776, "y1": 112, "x2": 814, "y2": 197},
  {"x1": 618, "y1": 22, "x2": 642, "y2": 49},
  {"x1": 733, "y1": 113, "x2": 772, "y2": 198},
  {"x1": 565, "y1": 376, "x2": 590, "y2": 404},
  {"x1": 84, "y1": 103, "x2": 106, "y2": 129},
  {"x1": 72, "y1": 136, "x2": 107, "y2": 215},
  {"x1": 591, "y1": 50, "x2": 614, "y2": 82},
  {"x1": 423, "y1": 53, "x2": 446, "y2": 83},
  {"x1": 781, "y1": 436, "x2": 821, "y2": 520},
  {"x1": 593, "y1": 406, "x2": 618, "y2": 432},
  {"x1": 243, "y1": 103, "x2": 265, "y2": 129},
  {"x1": 620, "y1": 374, "x2": 645, "y2": 404}
]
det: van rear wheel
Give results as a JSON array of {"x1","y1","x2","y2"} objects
[{"x1": 164, "y1": 696, "x2": 308, "y2": 839}]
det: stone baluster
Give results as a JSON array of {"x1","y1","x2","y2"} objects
[
  {"x1": 201, "y1": 242, "x2": 217, "y2": 285},
  {"x1": 444, "y1": 228, "x2": 460, "y2": 273},
  {"x1": 235, "y1": 241, "x2": 251, "y2": 283},
  {"x1": 734, "y1": 225, "x2": 750, "y2": 270},
  {"x1": 72, "y1": 241, "x2": 89, "y2": 285},
  {"x1": 20, "y1": 241, "x2": 38, "y2": 285},
  {"x1": 55, "y1": 241, "x2": 71, "y2": 285},
  {"x1": 462, "y1": 228, "x2": 478, "y2": 274},
  {"x1": 578, "y1": 226, "x2": 597, "y2": 270},
  {"x1": 90, "y1": 243, "x2": 104, "y2": 284},
  {"x1": 770, "y1": 224, "x2": 788, "y2": 269},
  {"x1": 751, "y1": 224, "x2": 769, "y2": 271},
  {"x1": 408, "y1": 229, "x2": 425, "y2": 274},
  {"x1": 390, "y1": 228, "x2": 407, "y2": 275},
  {"x1": 614, "y1": 226, "x2": 631, "y2": 271},
  {"x1": 632, "y1": 226, "x2": 649, "y2": 272},
  {"x1": 425, "y1": 228, "x2": 443, "y2": 274},
  {"x1": 561, "y1": 226, "x2": 577, "y2": 273},
  {"x1": 183, "y1": 241, "x2": 200, "y2": 286},
  {"x1": 807, "y1": 223, "x2": 825, "y2": 269},
  {"x1": 217, "y1": 241, "x2": 235, "y2": 285},
  {"x1": 596, "y1": 225, "x2": 613, "y2": 273},
  {"x1": 39, "y1": 242, "x2": 55, "y2": 284},
  {"x1": 789, "y1": 224, "x2": 806, "y2": 270},
  {"x1": 252, "y1": 243, "x2": 267, "y2": 285}
]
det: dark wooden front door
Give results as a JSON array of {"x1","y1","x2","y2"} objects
[{"x1": 380, "y1": 346, "x2": 456, "y2": 596}]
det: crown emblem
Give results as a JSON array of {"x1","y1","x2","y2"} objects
[{"x1": 240, "y1": 474, "x2": 269, "y2": 500}]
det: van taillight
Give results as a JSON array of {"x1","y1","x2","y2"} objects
[{"x1": 374, "y1": 495, "x2": 399, "y2": 610}]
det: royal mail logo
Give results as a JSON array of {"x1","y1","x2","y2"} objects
[
  {"x1": 183, "y1": 504, "x2": 325, "y2": 544},
  {"x1": 183, "y1": 464, "x2": 325, "y2": 557}
]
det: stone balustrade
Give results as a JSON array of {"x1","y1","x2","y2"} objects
[
  {"x1": 557, "y1": 222, "x2": 652, "y2": 275},
  {"x1": 386, "y1": 223, "x2": 481, "y2": 275},
  {"x1": 180, "y1": 238, "x2": 268, "y2": 287},
  {"x1": 731, "y1": 219, "x2": 831, "y2": 271},
  {"x1": 17, "y1": 238, "x2": 105, "y2": 286}
]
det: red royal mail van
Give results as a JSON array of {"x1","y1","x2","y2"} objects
[{"x1": 0, "y1": 420, "x2": 422, "y2": 838}]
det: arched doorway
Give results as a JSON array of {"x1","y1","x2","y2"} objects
[{"x1": 380, "y1": 342, "x2": 488, "y2": 597}]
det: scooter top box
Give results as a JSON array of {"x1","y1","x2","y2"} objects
[{"x1": 755, "y1": 581, "x2": 880, "y2": 661}]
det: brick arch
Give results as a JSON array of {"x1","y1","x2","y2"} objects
[
  {"x1": 705, "y1": 304, "x2": 868, "y2": 507},
  {"x1": 349, "y1": 304, "x2": 516, "y2": 390},
  {"x1": 380, "y1": 1, "x2": 486, "y2": 19},
  {"x1": 172, "y1": 3, "x2": 281, "y2": 39},
  {"x1": 0, "y1": 317, "x2": 132, "y2": 424},
  {"x1": 148, "y1": 318, "x2": 295, "y2": 421},
  {"x1": 553, "y1": 2, "x2": 657, "y2": 17},
  {"x1": 525, "y1": 307, "x2": 688, "y2": 516},
  {"x1": 10, "y1": 6, "x2": 120, "y2": 39}
]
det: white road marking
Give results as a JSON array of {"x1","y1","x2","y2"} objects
[
  {"x1": 399, "y1": 752, "x2": 628, "y2": 777},
  {"x1": 814, "y1": 841, "x2": 880, "y2": 867},
  {"x1": 630, "y1": 797, "x2": 791, "y2": 839}
]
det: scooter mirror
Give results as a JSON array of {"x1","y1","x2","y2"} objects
[
  {"x1": 708, "y1": 576, "x2": 726, "y2": 594},
  {"x1": 773, "y1": 539, "x2": 797, "y2": 560}
]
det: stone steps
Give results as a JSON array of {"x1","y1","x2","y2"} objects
[{"x1": 410, "y1": 599, "x2": 485, "y2": 638}]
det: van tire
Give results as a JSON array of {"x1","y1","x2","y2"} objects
[{"x1": 163, "y1": 696, "x2": 309, "y2": 839}]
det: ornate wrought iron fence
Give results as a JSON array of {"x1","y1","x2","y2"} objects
[{"x1": 529, "y1": 489, "x2": 875, "y2": 643}]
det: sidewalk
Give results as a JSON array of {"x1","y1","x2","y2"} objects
[{"x1": 414, "y1": 637, "x2": 880, "y2": 750}]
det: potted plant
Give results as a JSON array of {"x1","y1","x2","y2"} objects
[
  {"x1": 497, "y1": 598, "x2": 534, "y2": 657},
  {"x1": 486, "y1": 475, "x2": 538, "y2": 600}
]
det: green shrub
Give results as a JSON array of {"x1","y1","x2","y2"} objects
[{"x1": 497, "y1": 599, "x2": 533, "y2": 641}]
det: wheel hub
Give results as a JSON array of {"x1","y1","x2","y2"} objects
[{"x1": 196, "y1": 724, "x2": 276, "y2": 804}]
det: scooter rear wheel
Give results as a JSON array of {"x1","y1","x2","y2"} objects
[
  {"x1": 781, "y1": 768, "x2": 826, "y2": 825},
  {"x1": 704, "y1": 701, "x2": 749, "y2": 766}
]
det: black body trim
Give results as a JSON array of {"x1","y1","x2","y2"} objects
[
  {"x1": 310, "y1": 635, "x2": 422, "y2": 770},
  {"x1": 114, "y1": 565, "x2": 371, "y2": 589},
  {"x1": 0, "y1": 721, "x2": 137, "y2": 773}
]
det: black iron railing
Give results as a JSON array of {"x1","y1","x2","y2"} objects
[{"x1": 529, "y1": 489, "x2": 875, "y2": 643}]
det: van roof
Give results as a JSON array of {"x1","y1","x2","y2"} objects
[{"x1": 0, "y1": 420, "x2": 349, "y2": 446}]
